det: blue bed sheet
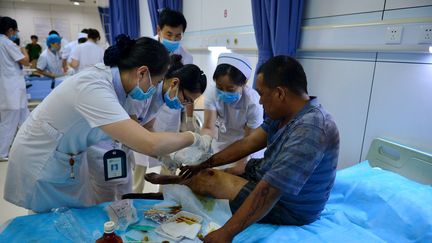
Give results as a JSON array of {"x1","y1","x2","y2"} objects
[
  {"x1": 237, "y1": 161, "x2": 432, "y2": 243},
  {"x1": 1, "y1": 161, "x2": 431, "y2": 242},
  {"x1": 25, "y1": 76, "x2": 65, "y2": 100}
]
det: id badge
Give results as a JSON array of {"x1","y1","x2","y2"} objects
[{"x1": 103, "y1": 149, "x2": 127, "y2": 181}]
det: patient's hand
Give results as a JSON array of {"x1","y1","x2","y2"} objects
[
  {"x1": 179, "y1": 163, "x2": 207, "y2": 179},
  {"x1": 203, "y1": 228, "x2": 234, "y2": 243},
  {"x1": 144, "y1": 172, "x2": 186, "y2": 185}
]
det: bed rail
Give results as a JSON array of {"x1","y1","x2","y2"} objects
[{"x1": 366, "y1": 138, "x2": 432, "y2": 185}]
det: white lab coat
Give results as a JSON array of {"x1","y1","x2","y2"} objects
[
  {"x1": 4, "y1": 63, "x2": 131, "y2": 212},
  {"x1": 135, "y1": 37, "x2": 193, "y2": 168},
  {"x1": 61, "y1": 40, "x2": 78, "y2": 61},
  {"x1": 204, "y1": 84, "x2": 264, "y2": 164},
  {"x1": 0, "y1": 34, "x2": 29, "y2": 157},
  {"x1": 0, "y1": 34, "x2": 27, "y2": 110},
  {"x1": 37, "y1": 49, "x2": 64, "y2": 76},
  {"x1": 70, "y1": 41, "x2": 104, "y2": 73},
  {"x1": 87, "y1": 68, "x2": 164, "y2": 203}
]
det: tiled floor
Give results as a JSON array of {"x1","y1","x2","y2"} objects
[
  {"x1": 0, "y1": 162, "x2": 27, "y2": 226},
  {"x1": 0, "y1": 161, "x2": 160, "y2": 226}
]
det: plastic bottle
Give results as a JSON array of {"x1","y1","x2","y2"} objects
[{"x1": 96, "y1": 221, "x2": 123, "y2": 243}]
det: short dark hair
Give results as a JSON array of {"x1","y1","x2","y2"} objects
[
  {"x1": 31, "y1": 35, "x2": 38, "y2": 40},
  {"x1": 165, "y1": 54, "x2": 207, "y2": 94},
  {"x1": 158, "y1": 8, "x2": 187, "y2": 32},
  {"x1": 257, "y1": 56, "x2": 308, "y2": 95},
  {"x1": 213, "y1": 64, "x2": 247, "y2": 86},
  {"x1": 81, "y1": 28, "x2": 89, "y2": 34},
  {"x1": 0, "y1": 16, "x2": 18, "y2": 34},
  {"x1": 87, "y1": 28, "x2": 100, "y2": 40},
  {"x1": 104, "y1": 34, "x2": 170, "y2": 77},
  {"x1": 48, "y1": 30, "x2": 59, "y2": 36}
]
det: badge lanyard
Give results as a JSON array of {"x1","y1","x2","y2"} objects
[{"x1": 103, "y1": 140, "x2": 127, "y2": 181}]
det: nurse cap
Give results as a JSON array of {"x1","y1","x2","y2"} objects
[
  {"x1": 46, "y1": 34, "x2": 61, "y2": 46},
  {"x1": 217, "y1": 53, "x2": 252, "y2": 80},
  {"x1": 77, "y1": 32, "x2": 88, "y2": 39}
]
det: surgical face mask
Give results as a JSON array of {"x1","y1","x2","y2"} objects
[
  {"x1": 161, "y1": 37, "x2": 180, "y2": 53},
  {"x1": 128, "y1": 72, "x2": 156, "y2": 101},
  {"x1": 9, "y1": 32, "x2": 19, "y2": 41},
  {"x1": 216, "y1": 88, "x2": 241, "y2": 104},
  {"x1": 50, "y1": 46, "x2": 59, "y2": 53},
  {"x1": 164, "y1": 87, "x2": 184, "y2": 110}
]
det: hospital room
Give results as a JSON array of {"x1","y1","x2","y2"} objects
[{"x1": 0, "y1": 0, "x2": 431, "y2": 242}]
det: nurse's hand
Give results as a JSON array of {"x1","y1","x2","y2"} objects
[{"x1": 188, "y1": 132, "x2": 212, "y2": 152}]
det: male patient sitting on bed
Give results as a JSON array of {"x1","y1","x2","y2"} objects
[{"x1": 145, "y1": 56, "x2": 340, "y2": 243}]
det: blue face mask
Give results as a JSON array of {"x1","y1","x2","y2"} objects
[
  {"x1": 50, "y1": 47, "x2": 59, "y2": 53},
  {"x1": 128, "y1": 72, "x2": 156, "y2": 101},
  {"x1": 164, "y1": 87, "x2": 184, "y2": 110},
  {"x1": 216, "y1": 88, "x2": 241, "y2": 104},
  {"x1": 161, "y1": 38, "x2": 180, "y2": 53},
  {"x1": 9, "y1": 33, "x2": 19, "y2": 41}
]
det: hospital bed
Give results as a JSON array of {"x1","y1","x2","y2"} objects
[
  {"x1": 25, "y1": 75, "x2": 65, "y2": 101},
  {"x1": 1, "y1": 138, "x2": 431, "y2": 242}
]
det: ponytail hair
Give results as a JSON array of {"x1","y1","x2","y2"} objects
[
  {"x1": 165, "y1": 54, "x2": 207, "y2": 94},
  {"x1": 104, "y1": 34, "x2": 170, "y2": 77}
]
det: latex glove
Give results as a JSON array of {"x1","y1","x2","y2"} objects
[
  {"x1": 170, "y1": 146, "x2": 212, "y2": 166},
  {"x1": 157, "y1": 154, "x2": 181, "y2": 171},
  {"x1": 188, "y1": 132, "x2": 213, "y2": 153}
]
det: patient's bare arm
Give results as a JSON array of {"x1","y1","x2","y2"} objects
[{"x1": 203, "y1": 180, "x2": 281, "y2": 242}]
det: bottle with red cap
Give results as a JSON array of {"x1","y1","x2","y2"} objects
[{"x1": 96, "y1": 221, "x2": 123, "y2": 243}]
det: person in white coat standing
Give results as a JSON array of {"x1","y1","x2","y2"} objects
[
  {"x1": 36, "y1": 34, "x2": 64, "y2": 78},
  {"x1": 0, "y1": 16, "x2": 30, "y2": 161},
  {"x1": 3, "y1": 35, "x2": 212, "y2": 212},
  {"x1": 199, "y1": 53, "x2": 264, "y2": 175},
  {"x1": 69, "y1": 28, "x2": 104, "y2": 73}
]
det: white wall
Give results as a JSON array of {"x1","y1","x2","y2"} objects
[
  {"x1": 0, "y1": 1, "x2": 106, "y2": 47},
  {"x1": 300, "y1": 0, "x2": 432, "y2": 168},
  {"x1": 139, "y1": 0, "x2": 153, "y2": 37}
]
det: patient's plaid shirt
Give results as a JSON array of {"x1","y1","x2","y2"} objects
[{"x1": 246, "y1": 97, "x2": 340, "y2": 223}]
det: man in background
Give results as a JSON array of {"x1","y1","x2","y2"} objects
[{"x1": 25, "y1": 35, "x2": 42, "y2": 68}]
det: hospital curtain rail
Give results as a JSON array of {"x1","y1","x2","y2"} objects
[
  {"x1": 148, "y1": 0, "x2": 183, "y2": 36},
  {"x1": 251, "y1": 0, "x2": 304, "y2": 87}
]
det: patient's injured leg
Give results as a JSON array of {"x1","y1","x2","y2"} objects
[
  {"x1": 145, "y1": 169, "x2": 248, "y2": 201},
  {"x1": 145, "y1": 173, "x2": 183, "y2": 184}
]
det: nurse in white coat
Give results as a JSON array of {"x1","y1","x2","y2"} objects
[
  {"x1": 36, "y1": 34, "x2": 64, "y2": 78},
  {"x1": 200, "y1": 53, "x2": 264, "y2": 175},
  {"x1": 88, "y1": 55, "x2": 207, "y2": 203},
  {"x1": 131, "y1": 8, "x2": 196, "y2": 193},
  {"x1": 0, "y1": 17, "x2": 30, "y2": 160},
  {"x1": 69, "y1": 28, "x2": 104, "y2": 73},
  {"x1": 4, "y1": 35, "x2": 211, "y2": 212}
]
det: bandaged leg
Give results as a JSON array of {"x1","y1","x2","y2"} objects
[{"x1": 146, "y1": 169, "x2": 248, "y2": 201}]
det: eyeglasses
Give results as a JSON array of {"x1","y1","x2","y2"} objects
[{"x1": 180, "y1": 89, "x2": 194, "y2": 105}]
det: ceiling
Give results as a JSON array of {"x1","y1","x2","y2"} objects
[{"x1": 3, "y1": 0, "x2": 103, "y2": 7}]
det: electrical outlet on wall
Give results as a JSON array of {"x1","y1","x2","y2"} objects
[
  {"x1": 418, "y1": 25, "x2": 432, "y2": 44},
  {"x1": 385, "y1": 26, "x2": 403, "y2": 44}
]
